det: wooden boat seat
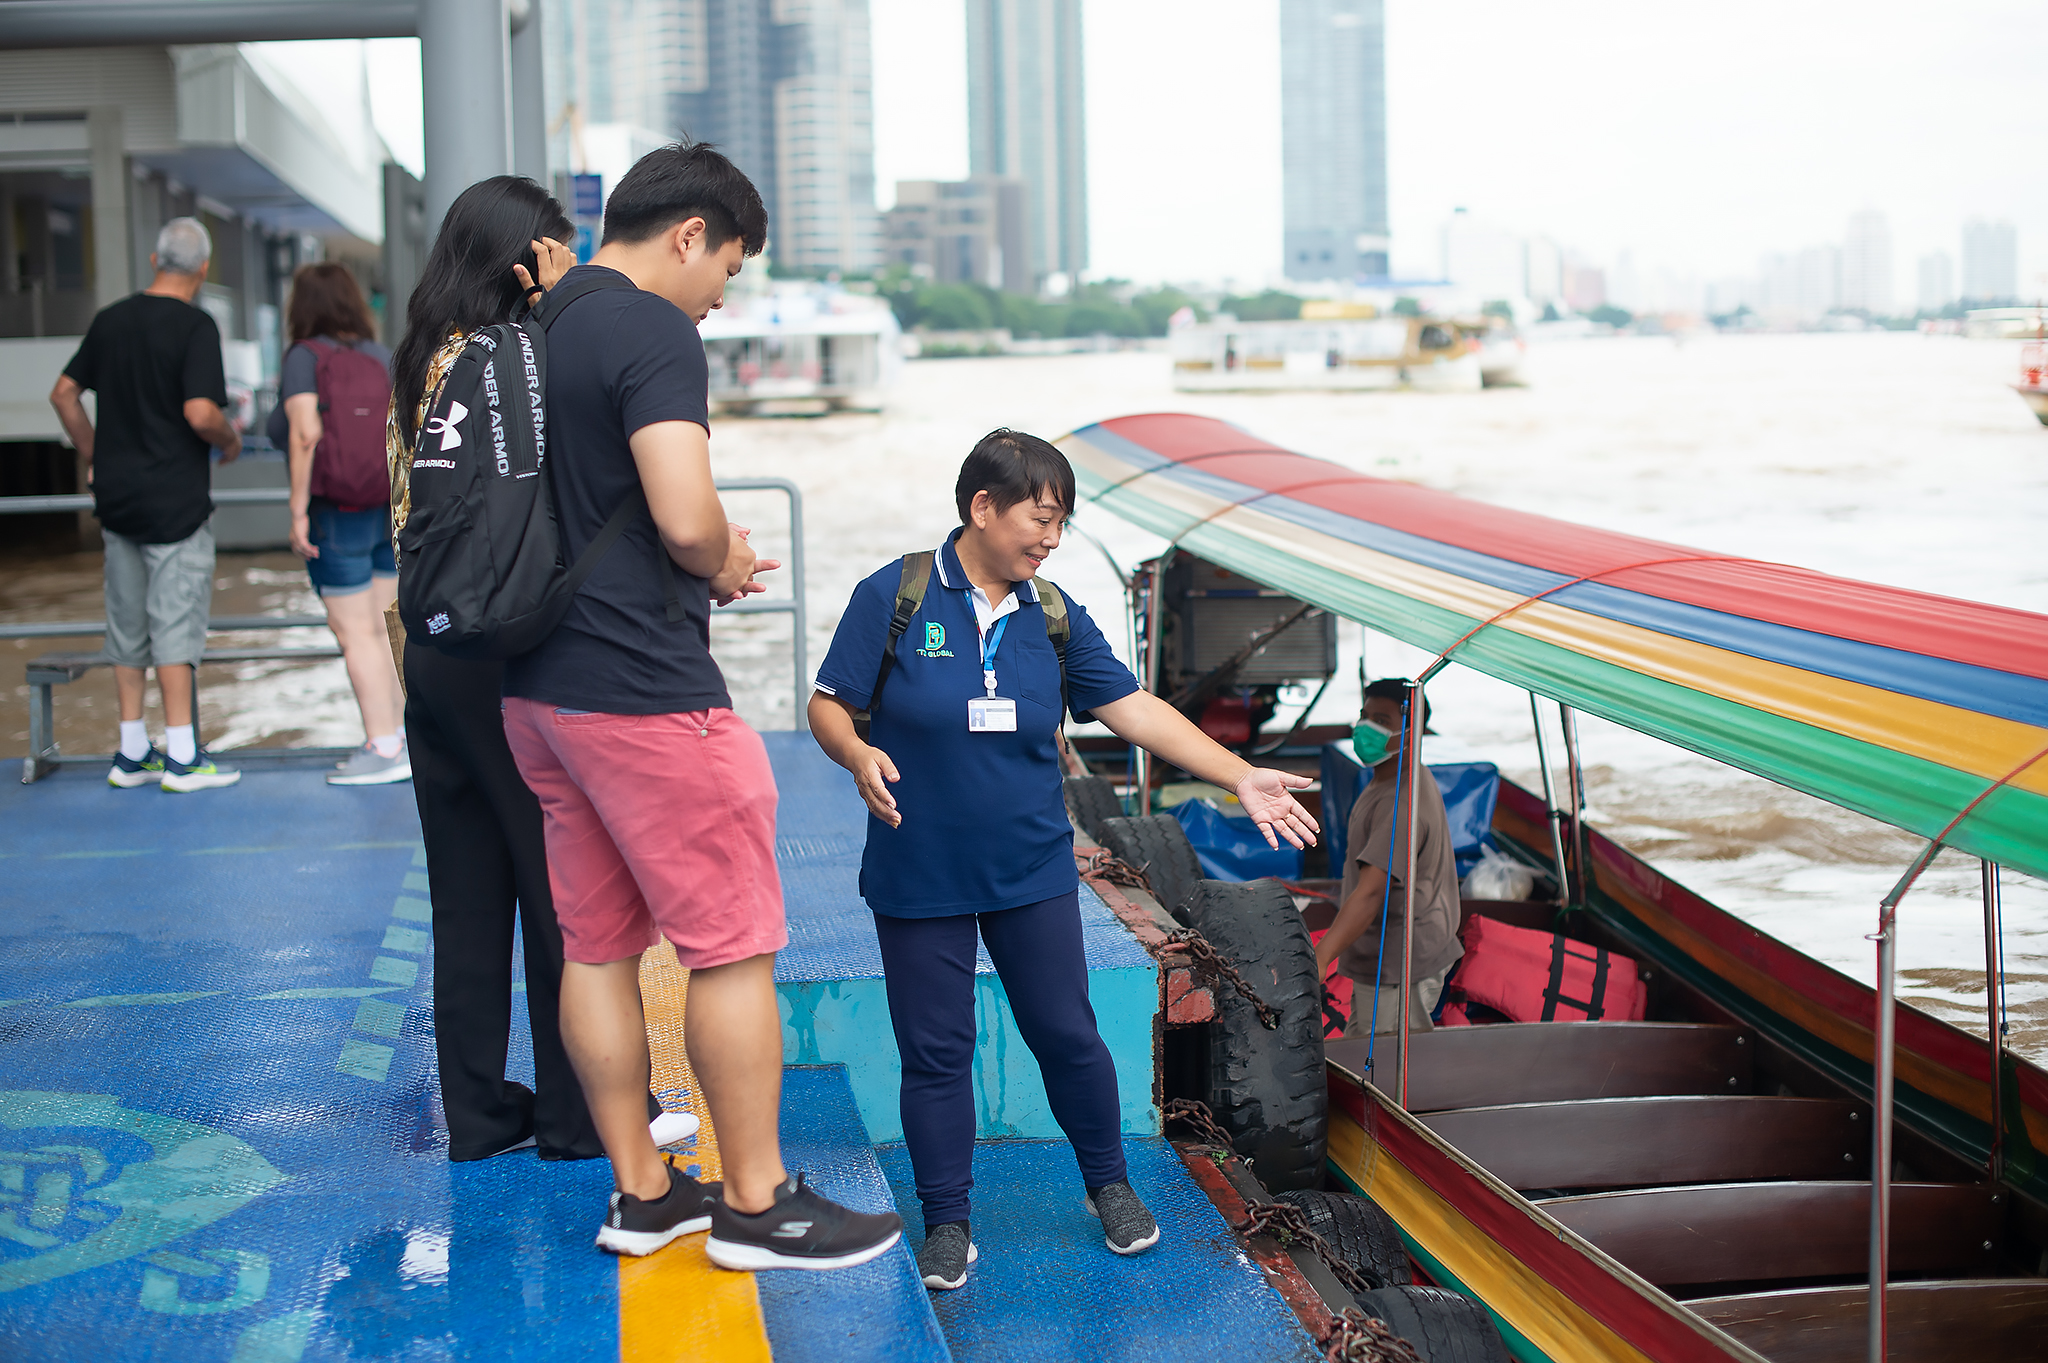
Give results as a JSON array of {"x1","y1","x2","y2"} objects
[
  {"x1": 1687, "y1": 1279, "x2": 2048, "y2": 1363},
  {"x1": 1327, "y1": 1022, "x2": 1752, "y2": 1113},
  {"x1": 1417, "y1": 1095, "x2": 1863, "y2": 1191},
  {"x1": 1537, "y1": 1182, "x2": 2001, "y2": 1288}
]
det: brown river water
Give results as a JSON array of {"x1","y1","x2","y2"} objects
[{"x1": 5, "y1": 330, "x2": 2043, "y2": 1058}]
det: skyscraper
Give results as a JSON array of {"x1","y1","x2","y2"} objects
[
  {"x1": 549, "y1": 0, "x2": 879, "y2": 275},
  {"x1": 1917, "y1": 251, "x2": 1954, "y2": 314},
  {"x1": 1839, "y1": 209, "x2": 1892, "y2": 316},
  {"x1": 1961, "y1": 218, "x2": 2018, "y2": 304},
  {"x1": 1281, "y1": 0, "x2": 1387, "y2": 282},
  {"x1": 966, "y1": 0, "x2": 1086, "y2": 285}
]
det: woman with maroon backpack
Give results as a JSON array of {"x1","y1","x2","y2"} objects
[{"x1": 278, "y1": 263, "x2": 409, "y2": 785}]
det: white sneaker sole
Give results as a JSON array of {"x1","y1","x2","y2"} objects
[
  {"x1": 1084, "y1": 1196, "x2": 1162, "y2": 1255},
  {"x1": 649, "y1": 1110, "x2": 700, "y2": 1146},
  {"x1": 161, "y1": 770, "x2": 241, "y2": 792},
  {"x1": 705, "y1": 1227, "x2": 902, "y2": 1272},
  {"x1": 920, "y1": 1240, "x2": 977, "y2": 1290},
  {"x1": 595, "y1": 1213, "x2": 714, "y2": 1257},
  {"x1": 108, "y1": 768, "x2": 162, "y2": 788},
  {"x1": 328, "y1": 760, "x2": 413, "y2": 786}
]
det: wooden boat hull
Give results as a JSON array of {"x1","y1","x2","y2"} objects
[
  {"x1": 2015, "y1": 385, "x2": 2048, "y2": 426},
  {"x1": 1319, "y1": 776, "x2": 2048, "y2": 1362}
]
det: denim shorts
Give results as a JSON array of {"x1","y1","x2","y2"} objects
[{"x1": 305, "y1": 501, "x2": 397, "y2": 598}]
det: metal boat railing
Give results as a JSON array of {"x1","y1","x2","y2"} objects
[{"x1": 3, "y1": 479, "x2": 808, "y2": 782}]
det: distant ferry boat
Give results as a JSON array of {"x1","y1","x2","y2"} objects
[
  {"x1": 2018, "y1": 340, "x2": 2048, "y2": 426},
  {"x1": 1170, "y1": 307, "x2": 1517, "y2": 393},
  {"x1": 699, "y1": 284, "x2": 903, "y2": 415}
]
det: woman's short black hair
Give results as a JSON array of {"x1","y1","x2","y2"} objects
[
  {"x1": 603, "y1": 141, "x2": 769, "y2": 256},
  {"x1": 955, "y1": 428, "x2": 1076, "y2": 524}
]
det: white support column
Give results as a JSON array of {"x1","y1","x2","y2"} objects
[
  {"x1": 87, "y1": 105, "x2": 130, "y2": 306},
  {"x1": 420, "y1": 0, "x2": 512, "y2": 240},
  {"x1": 509, "y1": 0, "x2": 548, "y2": 184}
]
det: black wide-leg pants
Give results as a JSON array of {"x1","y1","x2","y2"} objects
[{"x1": 404, "y1": 642, "x2": 605, "y2": 1161}]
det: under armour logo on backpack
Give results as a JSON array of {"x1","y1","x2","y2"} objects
[
  {"x1": 770, "y1": 1221, "x2": 812, "y2": 1238},
  {"x1": 425, "y1": 401, "x2": 468, "y2": 451}
]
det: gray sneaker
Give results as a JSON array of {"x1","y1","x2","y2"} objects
[
  {"x1": 1084, "y1": 1181, "x2": 1160, "y2": 1256},
  {"x1": 328, "y1": 740, "x2": 412, "y2": 786},
  {"x1": 917, "y1": 1221, "x2": 976, "y2": 1290}
]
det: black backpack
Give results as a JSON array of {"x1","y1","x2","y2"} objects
[{"x1": 396, "y1": 273, "x2": 679, "y2": 659}]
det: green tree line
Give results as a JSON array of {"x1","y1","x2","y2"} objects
[{"x1": 880, "y1": 269, "x2": 1223, "y2": 339}]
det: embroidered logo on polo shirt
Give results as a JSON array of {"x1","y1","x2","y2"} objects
[{"x1": 918, "y1": 621, "x2": 952, "y2": 658}]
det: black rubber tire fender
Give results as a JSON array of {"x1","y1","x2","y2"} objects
[
  {"x1": 1096, "y1": 814, "x2": 1204, "y2": 923},
  {"x1": 1353, "y1": 1285, "x2": 1512, "y2": 1363},
  {"x1": 1274, "y1": 1189, "x2": 1412, "y2": 1289},
  {"x1": 1062, "y1": 774, "x2": 1125, "y2": 842},
  {"x1": 1184, "y1": 877, "x2": 1327, "y2": 1191}
]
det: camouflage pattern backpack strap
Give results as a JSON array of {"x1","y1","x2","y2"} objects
[
  {"x1": 1035, "y1": 578, "x2": 1072, "y2": 720},
  {"x1": 855, "y1": 551, "x2": 936, "y2": 738}
]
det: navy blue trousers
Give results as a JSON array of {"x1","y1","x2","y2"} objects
[{"x1": 872, "y1": 889, "x2": 1127, "y2": 1226}]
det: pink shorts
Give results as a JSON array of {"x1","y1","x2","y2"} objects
[{"x1": 502, "y1": 697, "x2": 789, "y2": 967}]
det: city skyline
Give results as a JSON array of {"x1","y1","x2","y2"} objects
[
  {"x1": 342, "y1": 1, "x2": 2044, "y2": 294},
  {"x1": 965, "y1": 0, "x2": 1088, "y2": 283},
  {"x1": 1279, "y1": 0, "x2": 1388, "y2": 282}
]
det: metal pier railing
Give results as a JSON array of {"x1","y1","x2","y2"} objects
[{"x1": 3, "y1": 479, "x2": 808, "y2": 782}]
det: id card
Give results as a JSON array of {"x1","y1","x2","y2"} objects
[{"x1": 968, "y1": 697, "x2": 1017, "y2": 732}]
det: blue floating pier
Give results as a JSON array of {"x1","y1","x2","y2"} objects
[{"x1": 0, "y1": 737, "x2": 1320, "y2": 1361}]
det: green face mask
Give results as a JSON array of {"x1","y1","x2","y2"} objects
[{"x1": 1352, "y1": 718, "x2": 1399, "y2": 767}]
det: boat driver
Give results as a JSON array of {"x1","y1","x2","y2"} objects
[{"x1": 1315, "y1": 678, "x2": 1464, "y2": 1085}]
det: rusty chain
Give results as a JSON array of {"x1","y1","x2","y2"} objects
[
  {"x1": 1163, "y1": 1097, "x2": 1238, "y2": 1153},
  {"x1": 1322, "y1": 1309, "x2": 1426, "y2": 1363},
  {"x1": 1161, "y1": 928, "x2": 1281, "y2": 1030},
  {"x1": 1079, "y1": 852, "x2": 1283, "y2": 1030},
  {"x1": 1080, "y1": 848, "x2": 1152, "y2": 890},
  {"x1": 1166, "y1": 1101, "x2": 1421, "y2": 1363}
]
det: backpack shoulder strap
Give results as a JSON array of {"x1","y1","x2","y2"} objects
[
  {"x1": 864, "y1": 551, "x2": 935, "y2": 717},
  {"x1": 1035, "y1": 578, "x2": 1072, "y2": 718},
  {"x1": 528, "y1": 271, "x2": 636, "y2": 331}
]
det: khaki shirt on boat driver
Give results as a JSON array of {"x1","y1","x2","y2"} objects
[{"x1": 1336, "y1": 761, "x2": 1464, "y2": 988}]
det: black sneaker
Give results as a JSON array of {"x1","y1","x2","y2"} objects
[
  {"x1": 917, "y1": 1221, "x2": 976, "y2": 1290},
  {"x1": 1084, "y1": 1180, "x2": 1160, "y2": 1255},
  {"x1": 594, "y1": 1159, "x2": 720, "y2": 1256},
  {"x1": 704, "y1": 1172, "x2": 903, "y2": 1272}
]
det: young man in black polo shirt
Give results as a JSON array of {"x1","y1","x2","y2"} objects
[{"x1": 500, "y1": 144, "x2": 900, "y2": 1270}]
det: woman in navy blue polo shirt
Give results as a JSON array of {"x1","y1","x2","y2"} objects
[{"x1": 810, "y1": 429, "x2": 1318, "y2": 1291}]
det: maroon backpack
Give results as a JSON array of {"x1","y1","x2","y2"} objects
[{"x1": 305, "y1": 339, "x2": 393, "y2": 507}]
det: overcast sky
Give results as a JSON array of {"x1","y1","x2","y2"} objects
[
  {"x1": 361, "y1": 0, "x2": 2047, "y2": 294},
  {"x1": 873, "y1": 0, "x2": 2047, "y2": 292}
]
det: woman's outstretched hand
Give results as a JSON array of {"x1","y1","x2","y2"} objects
[
  {"x1": 853, "y1": 745, "x2": 903, "y2": 827},
  {"x1": 1235, "y1": 768, "x2": 1320, "y2": 850}
]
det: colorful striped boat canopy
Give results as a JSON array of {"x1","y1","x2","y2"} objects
[{"x1": 1059, "y1": 413, "x2": 2048, "y2": 881}]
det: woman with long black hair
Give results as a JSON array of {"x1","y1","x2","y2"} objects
[{"x1": 388, "y1": 177, "x2": 692, "y2": 1161}]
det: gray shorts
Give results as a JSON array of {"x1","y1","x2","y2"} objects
[{"x1": 103, "y1": 521, "x2": 215, "y2": 669}]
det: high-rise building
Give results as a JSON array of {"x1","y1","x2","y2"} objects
[
  {"x1": 549, "y1": 0, "x2": 879, "y2": 275},
  {"x1": 1839, "y1": 209, "x2": 1893, "y2": 315},
  {"x1": 966, "y1": 0, "x2": 1087, "y2": 286},
  {"x1": 1917, "y1": 250, "x2": 1955, "y2": 314},
  {"x1": 1961, "y1": 218, "x2": 2018, "y2": 303},
  {"x1": 1280, "y1": 0, "x2": 1388, "y2": 282},
  {"x1": 885, "y1": 178, "x2": 1031, "y2": 295}
]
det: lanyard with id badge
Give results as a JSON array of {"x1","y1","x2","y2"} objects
[{"x1": 967, "y1": 615, "x2": 1018, "y2": 732}]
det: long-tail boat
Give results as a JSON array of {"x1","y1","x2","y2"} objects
[{"x1": 1056, "y1": 412, "x2": 2048, "y2": 1363}]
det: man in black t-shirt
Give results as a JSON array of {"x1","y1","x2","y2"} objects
[
  {"x1": 50, "y1": 217, "x2": 244, "y2": 792},
  {"x1": 499, "y1": 145, "x2": 900, "y2": 1271}
]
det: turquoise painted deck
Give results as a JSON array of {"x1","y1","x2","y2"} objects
[{"x1": 0, "y1": 735, "x2": 1315, "y2": 1362}]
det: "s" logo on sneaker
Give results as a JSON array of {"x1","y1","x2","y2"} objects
[
  {"x1": 425, "y1": 401, "x2": 468, "y2": 451},
  {"x1": 769, "y1": 1221, "x2": 813, "y2": 1238}
]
